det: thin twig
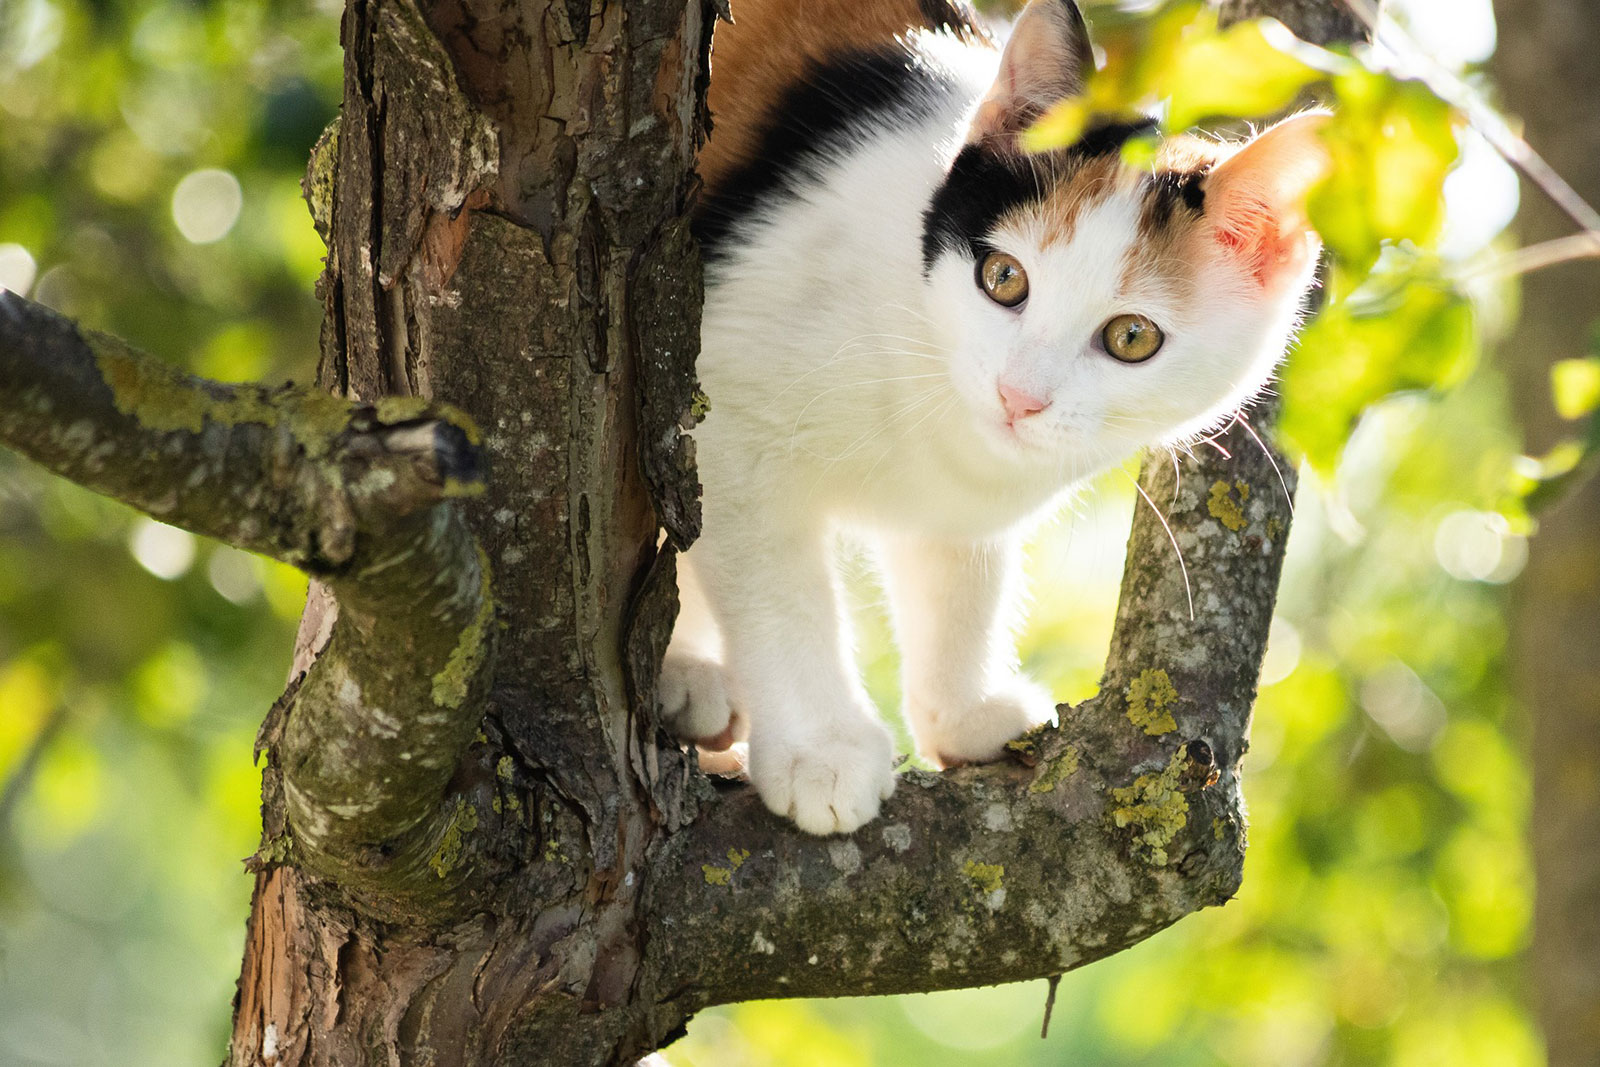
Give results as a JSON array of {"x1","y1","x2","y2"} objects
[
  {"x1": 1457, "y1": 233, "x2": 1600, "y2": 283},
  {"x1": 1040, "y1": 974, "x2": 1063, "y2": 1039}
]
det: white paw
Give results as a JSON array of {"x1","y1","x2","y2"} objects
[
  {"x1": 697, "y1": 741, "x2": 748, "y2": 778},
  {"x1": 915, "y1": 676, "x2": 1057, "y2": 768},
  {"x1": 659, "y1": 653, "x2": 738, "y2": 747},
  {"x1": 749, "y1": 715, "x2": 896, "y2": 835}
]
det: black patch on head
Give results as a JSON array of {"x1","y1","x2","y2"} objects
[
  {"x1": 920, "y1": 144, "x2": 1041, "y2": 270},
  {"x1": 693, "y1": 46, "x2": 959, "y2": 261},
  {"x1": 921, "y1": 117, "x2": 1158, "y2": 270},
  {"x1": 918, "y1": 0, "x2": 985, "y2": 39},
  {"x1": 1143, "y1": 168, "x2": 1209, "y2": 231}
]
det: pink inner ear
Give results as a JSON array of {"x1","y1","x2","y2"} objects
[
  {"x1": 1212, "y1": 186, "x2": 1312, "y2": 290},
  {"x1": 1203, "y1": 113, "x2": 1330, "y2": 289}
]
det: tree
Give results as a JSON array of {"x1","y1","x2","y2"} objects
[
  {"x1": 1493, "y1": 0, "x2": 1600, "y2": 1061},
  {"x1": 0, "y1": 1, "x2": 1361, "y2": 1063}
]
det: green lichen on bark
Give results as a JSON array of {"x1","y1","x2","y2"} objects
[
  {"x1": 1109, "y1": 747, "x2": 1191, "y2": 866},
  {"x1": 431, "y1": 548, "x2": 494, "y2": 709},
  {"x1": 373, "y1": 395, "x2": 484, "y2": 448},
  {"x1": 252, "y1": 833, "x2": 295, "y2": 868},
  {"x1": 429, "y1": 796, "x2": 480, "y2": 878},
  {"x1": 90, "y1": 330, "x2": 357, "y2": 455},
  {"x1": 93, "y1": 334, "x2": 274, "y2": 436},
  {"x1": 689, "y1": 390, "x2": 712, "y2": 421},
  {"x1": 962, "y1": 860, "x2": 1005, "y2": 894},
  {"x1": 702, "y1": 847, "x2": 750, "y2": 886},
  {"x1": 1207, "y1": 480, "x2": 1250, "y2": 532},
  {"x1": 1126, "y1": 669, "x2": 1179, "y2": 736},
  {"x1": 303, "y1": 119, "x2": 340, "y2": 239},
  {"x1": 1028, "y1": 744, "x2": 1080, "y2": 793}
]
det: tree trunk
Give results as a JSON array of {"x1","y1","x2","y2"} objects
[
  {"x1": 227, "y1": 0, "x2": 714, "y2": 1062},
  {"x1": 1492, "y1": 2, "x2": 1600, "y2": 1062}
]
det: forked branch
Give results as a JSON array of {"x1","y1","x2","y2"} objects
[
  {"x1": 645, "y1": 414, "x2": 1295, "y2": 1008},
  {"x1": 0, "y1": 291, "x2": 495, "y2": 915}
]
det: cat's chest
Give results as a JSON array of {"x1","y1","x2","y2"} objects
[{"x1": 831, "y1": 426, "x2": 1070, "y2": 537}]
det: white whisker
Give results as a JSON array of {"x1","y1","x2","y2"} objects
[
  {"x1": 1238, "y1": 414, "x2": 1295, "y2": 516},
  {"x1": 1125, "y1": 468, "x2": 1195, "y2": 622}
]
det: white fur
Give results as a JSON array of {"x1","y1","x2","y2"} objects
[{"x1": 661, "y1": 32, "x2": 1317, "y2": 834}]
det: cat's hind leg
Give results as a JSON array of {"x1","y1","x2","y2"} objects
[{"x1": 659, "y1": 552, "x2": 741, "y2": 749}]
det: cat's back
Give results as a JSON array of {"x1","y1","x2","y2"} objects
[{"x1": 699, "y1": 0, "x2": 988, "y2": 194}]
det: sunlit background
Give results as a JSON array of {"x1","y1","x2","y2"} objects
[{"x1": 0, "y1": 0, "x2": 1556, "y2": 1063}]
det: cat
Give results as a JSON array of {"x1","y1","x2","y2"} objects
[{"x1": 662, "y1": 0, "x2": 1328, "y2": 835}]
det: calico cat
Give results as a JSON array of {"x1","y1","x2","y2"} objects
[{"x1": 664, "y1": 0, "x2": 1327, "y2": 834}]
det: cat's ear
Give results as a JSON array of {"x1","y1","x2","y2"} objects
[
  {"x1": 1203, "y1": 111, "x2": 1332, "y2": 290},
  {"x1": 968, "y1": 0, "x2": 1094, "y2": 149}
]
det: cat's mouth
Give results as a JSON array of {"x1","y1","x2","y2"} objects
[{"x1": 980, "y1": 412, "x2": 1055, "y2": 458}]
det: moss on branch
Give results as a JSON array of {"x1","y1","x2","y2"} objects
[
  {"x1": 0, "y1": 290, "x2": 498, "y2": 916},
  {"x1": 645, "y1": 409, "x2": 1296, "y2": 1007}
]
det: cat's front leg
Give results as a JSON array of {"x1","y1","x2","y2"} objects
[
  {"x1": 880, "y1": 534, "x2": 1057, "y2": 766},
  {"x1": 659, "y1": 553, "x2": 741, "y2": 750},
  {"x1": 695, "y1": 520, "x2": 896, "y2": 835}
]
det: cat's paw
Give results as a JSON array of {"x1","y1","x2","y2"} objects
[
  {"x1": 749, "y1": 716, "x2": 896, "y2": 835},
  {"x1": 659, "y1": 653, "x2": 738, "y2": 749},
  {"x1": 917, "y1": 676, "x2": 1057, "y2": 768}
]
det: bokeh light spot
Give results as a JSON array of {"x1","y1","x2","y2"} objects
[
  {"x1": 171, "y1": 169, "x2": 243, "y2": 244},
  {"x1": 0, "y1": 243, "x2": 38, "y2": 295},
  {"x1": 1434, "y1": 509, "x2": 1527, "y2": 583},
  {"x1": 129, "y1": 518, "x2": 196, "y2": 580},
  {"x1": 207, "y1": 547, "x2": 262, "y2": 604}
]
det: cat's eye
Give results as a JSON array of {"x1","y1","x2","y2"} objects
[
  {"x1": 1100, "y1": 314, "x2": 1164, "y2": 363},
  {"x1": 977, "y1": 251, "x2": 1029, "y2": 308}
]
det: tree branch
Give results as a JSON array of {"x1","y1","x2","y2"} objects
[
  {"x1": 0, "y1": 290, "x2": 496, "y2": 917},
  {"x1": 644, "y1": 414, "x2": 1295, "y2": 1007},
  {"x1": 1218, "y1": 0, "x2": 1368, "y2": 44}
]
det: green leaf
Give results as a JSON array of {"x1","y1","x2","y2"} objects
[
  {"x1": 1551, "y1": 357, "x2": 1600, "y2": 420},
  {"x1": 1312, "y1": 71, "x2": 1459, "y2": 277},
  {"x1": 1156, "y1": 16, "x2": 1322, "y2": 130},
  {"x1": 1022, "y1": 98, "x2": 1090, "y2": 154},
  {"x1": 1282, "y1": 270, "x2": 1477, "y2": 472},
  {"x1": 1516, "y1": 417, "x2": 1600, "y2": 515}
]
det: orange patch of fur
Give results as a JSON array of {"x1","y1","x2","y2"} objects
[
  {"x1": 700, "y1": 0, "x2": 989, "y2": 192},
  {"x1": 1123, "y1": 136, "x2": 1232, "y2": 298},
  {"x1": 1031, "y1": 154, "x2": 1130, "y2": 246}
]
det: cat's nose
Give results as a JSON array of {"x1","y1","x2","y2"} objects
[{"x1": 998, "y1": 383, "x2": 1049, "y2": 422}]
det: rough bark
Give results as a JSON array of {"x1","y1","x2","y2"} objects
[
  {"x1": 1218, "y1": 0, "x2": 1367, "y2": 42},
  {"x1": 0, "y1": 1, "x2": 1365, "y2": 1065},
  {"x1": 1492, "y1": 1, "x2": 1600, "y2": 1061},
  {"x1": 0, "y1": 291, "x2": 496, "y2": 914},
  {"x1": 644, "y1": 437, "x2": 1294, "y2": 1007},
  {"x1": 228, "y1": 0, "x2": 717, "y2": 1062}
]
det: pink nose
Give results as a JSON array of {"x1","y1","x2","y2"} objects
[{"x1": 998, "y1": 383, "x2": 1049, "y2": 422}]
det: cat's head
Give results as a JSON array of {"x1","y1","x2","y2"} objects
[{"x1": 922, "y1": 0, "x2": 1329, "y2": 465}]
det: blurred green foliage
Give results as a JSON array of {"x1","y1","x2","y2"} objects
[
  {"x1": 0, "y1": 0, "x2": 1549, "y2": 1063},
  {"x1": 0, "y1": 0, "x2": 335, "y2": 1060}
]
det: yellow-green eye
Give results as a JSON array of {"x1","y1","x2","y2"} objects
[
  {"x1": 1100, "y1": 314, "x2": 1164, "y2": 363},
  {"x1": 977, "y1": 251, "x2": 1029, "y2": 308}
]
